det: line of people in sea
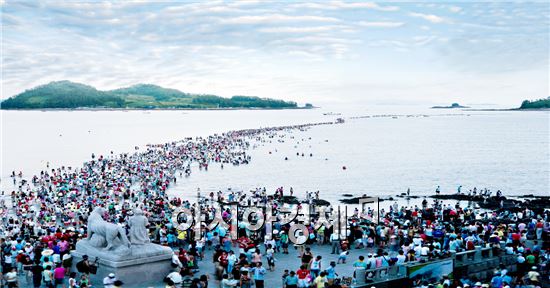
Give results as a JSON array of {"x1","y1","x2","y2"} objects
[{"x1": 0, "y1": 121, "x2": 335, "y2": 287}]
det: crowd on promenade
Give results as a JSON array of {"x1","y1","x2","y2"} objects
[
  {"x1": 190, "y1": 188, "x2": 549, "y2": 288},
  {"x1": 0, "y1": 119, "x2": 547, "y2": 288}
]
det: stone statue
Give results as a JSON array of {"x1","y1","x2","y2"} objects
[
  {"x1": 128, "y1": 208, "x2": 150, "y2": 245},
  {"x1": 73, "y1": 207, "x2": 174, "y2": 285},
  {"x1": 87, "y1": 207, "x2": 130, "y2": 250}
]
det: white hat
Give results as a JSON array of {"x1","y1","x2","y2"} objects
[{"x1": 108, "y1": 273, "x2": 115, "y2": 278}]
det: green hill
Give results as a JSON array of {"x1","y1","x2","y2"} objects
[
  {"x1": 0, "y1": 81, "x2": 125, "y2": 109},
  {"x1": 0, "y1": 81, "x2": 302, "y2": 109},
  {"x1": 519, "y1": 97, "x2": 550, "y2": 109}
]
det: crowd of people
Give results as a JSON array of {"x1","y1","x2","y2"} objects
[
  {"x1": 0, "y1": 122, "x2": 331, "y2": 287},
  {"x1": 0, "y1": 119, "x2": 548, "y2": 288},
  {"x1": 190, "y1": 189, "x2": 549, "y2": 288}
]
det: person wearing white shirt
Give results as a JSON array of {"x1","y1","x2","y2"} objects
[
  {"x1": 412, "y1": 235, "x2": 422, "y2": 247},
  {"x1": 227, "y1": 251, "x2": 237, "y2": 273},
  {"x1": 103, "y1": 273, "x2": 116, "y2": 288},
  {"x1": 396, "y1": 250, "x2": 407, "y2": 265},
  {"x1": 166, "y1": 270, "x2": 182, "y2": 286},
  {"x1": 366, "y1": 254, "x2": 376, "y2": 269},
  {"x1": 420, "y1": 245, "x2": 430, "y2": 257},
  {"x1": 517, "y1": 253, "x2": 525, "y2": 264},
  {"x1": 330, "y1": 233, "x2": 340, "y2": 254},
  {"x1": 171, "y1": 253, "x2": 183, "y2": 268}
]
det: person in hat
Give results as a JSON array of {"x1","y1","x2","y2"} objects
[
  {"x1": 104, "y1": 272, "x2": 117, "y2": 288},
  {"x1": 526, "y1": 266, "x2": 540, "y2": 285}
]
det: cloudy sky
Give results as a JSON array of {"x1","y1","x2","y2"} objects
[{"x1": 1, "y1": 1, "x2": 548, "y2": 106}]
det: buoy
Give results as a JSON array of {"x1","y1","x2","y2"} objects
[{"x1": 342, "y1": 166, "x2": 347, "y2": 170}]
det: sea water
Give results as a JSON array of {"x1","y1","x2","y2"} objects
[{"x1": 1, "y1": 106, "x2": 548, "y2": 203}]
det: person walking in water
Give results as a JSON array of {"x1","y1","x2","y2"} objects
[{"x1": 436, "y1": 185, "x2": 441, "y2": 194}]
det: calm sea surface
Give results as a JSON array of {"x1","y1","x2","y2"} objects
[{"x1": 1, "y1": 106, "x2": 548, "y2": 202}]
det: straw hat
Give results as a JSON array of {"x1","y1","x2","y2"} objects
[{"x1": 41, "y1": 249, "x2": 54, "y2": 256}]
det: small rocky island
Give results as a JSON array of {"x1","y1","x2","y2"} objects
[{"x1": 431, "y1": 103, "x2": 469, "y2": 109}]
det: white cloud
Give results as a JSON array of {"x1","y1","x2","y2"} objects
[
  {"x1": 259, "y1": 26, "x2": 343, "y2": 33},
  {"x1": 290, "y1": 1, "x2": 399, "y2": 12},
  {"x1": 1, "y1": 1, "x2": 547, "y2": 105},
  {"x1": 271, "y1": 36, "x2": 360, "y2": 45},
  {"x1": 221, "y1": 14, "x2": 340, "y2": 24},
  {"x1": 409, "y1": 12, "x2": 446, "y2": 23},
  {"x1": 358, "y1": 21, "x2": 404, "y2": 28},
  {"x1": 449, "y1": 6, "x2": 462, "y2": 13}
]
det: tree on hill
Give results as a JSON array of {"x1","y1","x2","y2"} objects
[
  {"x1": 1, "y1": 81, "x2": 124, "y2": 109},
  {"x1": 520, "y1": 97, "x2": 550, "y2": 109}
]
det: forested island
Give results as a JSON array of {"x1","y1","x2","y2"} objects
[
  {"x1": 519, "y1": 97, "x2": 550, "y2": 109},
  {"x1": 0, "y1": 81, "x2": 309, "y2": 110},
  {"x1": 431, "y1": 103, "x2": 469, "y2": 109}
]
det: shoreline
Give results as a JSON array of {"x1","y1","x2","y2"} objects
[
  {"x1": 462, "y1": 108, "x2": 550, "y2": 111},
  {"x1": 0, "y1": 106, "x2": 318, "y2": 112}
]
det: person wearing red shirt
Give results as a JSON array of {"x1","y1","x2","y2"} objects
[
  {"x1": 296, "y1": 264, "x2": 310, "y2": 288},
  {"x1": 512, "y1": 232, "x2": 521, "y2": 247},
  {"x1": 535, "y1": 220, "x2": 544, "y2": 240}
]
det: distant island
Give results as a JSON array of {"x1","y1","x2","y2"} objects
[
  {"x1": 518, "y1": 97, "x2": 550, "y2": 109},
  {"x1": 431, "y1": 103, "x2": 469, "y2": 109},
  {"x1": 0, "y1": 81, "x2": 311, "y2": 110}
]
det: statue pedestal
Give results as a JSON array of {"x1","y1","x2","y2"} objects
[{"x1": 71, "y1": 240, "x2": 173, "y2": 286}]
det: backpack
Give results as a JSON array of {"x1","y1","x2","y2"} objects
[{"x1": 76, "y1": 260, "x2": 85, "y2": 273}]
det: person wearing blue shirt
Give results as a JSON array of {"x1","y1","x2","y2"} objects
[
  {"x1": 326, "y1": 261, "x2": 338, "y2": 286},
  {"x1": 491, "y1": 271, "x2": 503, "y2": 288},
  {"x1": 251, "y1": 262, "x2": 266, "y2": 288},
  {"x1": 284, "y1": 271, "x2": 299, "y2": 288}
]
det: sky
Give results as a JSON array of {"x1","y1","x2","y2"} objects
[{"x1": 1, "y1": 1, "x2": 548, "y2": 106}]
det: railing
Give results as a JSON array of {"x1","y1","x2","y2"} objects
[
  {"x1": 352, "y1": 246, "x2": 516, "y2": 288},
  {"x1": 454, "y1": 246, "x2": 502, "y2": 266},
  {"x1": 353, "y1": 264, "x2": 408, "y2": 286}
]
